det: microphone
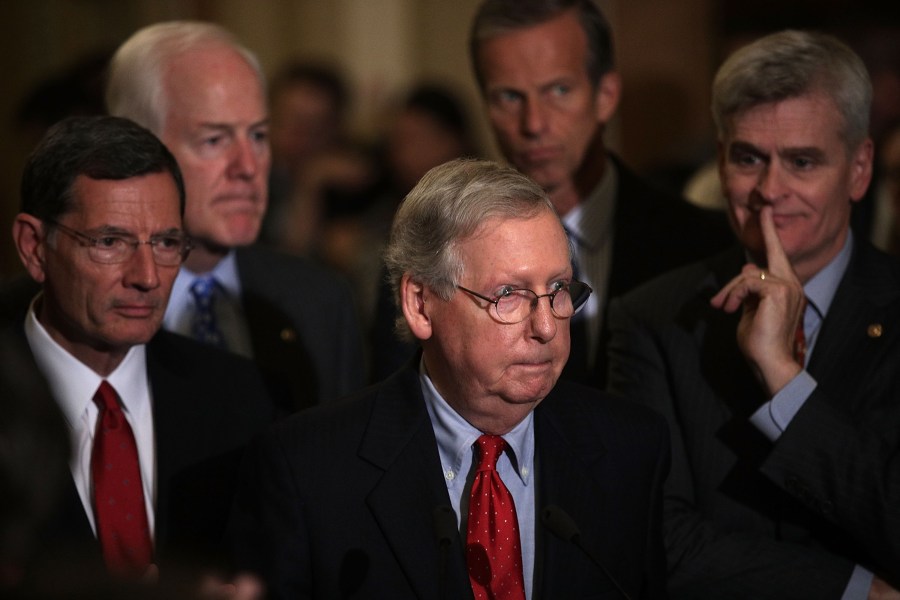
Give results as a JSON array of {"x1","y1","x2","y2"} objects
[
  {"x1": 540, "y1": 505, "x2": 632, "y2": 600},
  {"x1": 433, "y1": 505, "x2": 458, "y2": 600}
]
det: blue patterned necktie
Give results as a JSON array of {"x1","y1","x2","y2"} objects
[{"x1": 190, "y1": 275, "x2": 227, "y2": 349}]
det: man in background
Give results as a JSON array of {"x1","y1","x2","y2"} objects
[
  {"x1": 106, "y1": 22, "x2": 366, "y2": 409},
  {"x1": 467, "y1": 0, "x2": 733, "y2": 387}
]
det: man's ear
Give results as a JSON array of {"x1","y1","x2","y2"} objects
[
  {"x1": 848, "y1": 137, "x2": 874, "y2": 203},
  {"x1": 12, "y1": 214, "x2": 48, "y2": 283},
  {"x1": 594, "y1": 71, "x2": 622, "y2": 124},
  {"x1": 400, "y1": 274, "x2": 432, "y2": 341}
]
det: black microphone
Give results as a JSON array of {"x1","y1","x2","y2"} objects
[
  {"x1": 540, "y1": 505, "x2": 632, "y2": 600},
  {"x1": 433, "y1": 505, "x2": 458, "y2": 600}
]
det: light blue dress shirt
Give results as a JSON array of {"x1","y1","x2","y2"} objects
[
  {"x1": 420, "y1": 366, "x2": 536, "y2": 600},
  {"x1": 163, "y1": 250, "x2": 253, "y2": 357}
]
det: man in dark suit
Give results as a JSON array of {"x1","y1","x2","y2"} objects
[
  {"x1": 4, "y1": 115, "x2": 276, "y2": 587},
  {"x1": 608, "y1": 31, "x2": 900, "y2": 598},
  {"x1": 106, "y1": 21, "x2": 365, "y2": 410},
  {"x1": 229, "y1": 159, "x2": 669, "y2": 599},
  {"x1": 371, "y1": 0, "x2": 732, "y2": 385}
]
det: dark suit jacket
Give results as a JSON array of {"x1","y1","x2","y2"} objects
[
  {"x1": 607, "y1": 240, "x2": 900, "y2": 599},
  {"x1": 228, "y1": 363, "x2": 670, "y2": 600},
  {"x1": 8, "y1": 327, "x2": 280, "y2": 576},
  {"x1": 234, "y1": 245, "x2": 367, "y2": 410},
  {"x1": 368, "y1": 156, "x2": 733, "y2": 386}
]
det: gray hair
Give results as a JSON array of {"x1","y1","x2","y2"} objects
[
  {"x1": 106, "y1": 21, "x2": 265, "y2": 134},
  {"x1": 712, "y1": 30, "x2": 872, "y2": 149},
  {"x1": 469, "y1": 0, "x2": 614, "y2": 91},
  {"x1": 384, "y1": 158, "x2": 558, "y2": 340}
]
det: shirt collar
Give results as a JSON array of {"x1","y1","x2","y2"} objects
[
  {"x1": 24, "y1": 296, "x2": 150, "y2": 427},
  {"x1": 171, "y1": 249, "x2": 242, "y2": 302},
  {"x1": 561, "y1": 160, "x2": 617, "y2": 251},
  {"x1": 420, "y1": 359, "x2": 534, "y2": 486}
]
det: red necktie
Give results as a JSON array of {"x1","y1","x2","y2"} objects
[
  {"x1": 794, "y1": 299, "x2": 808, "y2": 366},
  {"x1": 466, "y1": 435, "x2": 526, "y2": 600},
  {"x1": 91, "y1": 381, "x2": 153, "y2": 577}
]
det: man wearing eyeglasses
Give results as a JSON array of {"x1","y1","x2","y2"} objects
[
  {"x1": 228, "y1": 159, "x2": 668, "y2": 599},
  {"x1": 4, "y1": 115, "x2": 276, "y2": 584}
]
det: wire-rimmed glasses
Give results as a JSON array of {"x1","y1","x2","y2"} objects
[
  {"x1": 457, "y1": 280, "x2": 592, "y2": 324},
  {"x1": 48, "y1": 220, "x2": 192, "y2": 266}
]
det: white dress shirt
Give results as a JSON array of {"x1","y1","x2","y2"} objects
[{"x1": 24, "y1": 299, "x2": 156, "y2": 538}]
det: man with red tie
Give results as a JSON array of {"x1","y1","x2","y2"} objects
[
  {"x1": 228, "y1": 159, "x2": 669, "y2": 599},
  {"x1": 3, "y1": 115, "x2": 276, "y2": 585}
]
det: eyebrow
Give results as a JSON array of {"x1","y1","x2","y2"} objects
[
  {"x1": 197, "y1": 118, "x2": 269, "y2": 131},
  {"x1": 87, "y1": 225, "x2": 184, "y2": 237}
]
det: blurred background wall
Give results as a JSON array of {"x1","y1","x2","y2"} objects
[{"x1": 1, "y1": 0, "x2": 898, "y2": 277}]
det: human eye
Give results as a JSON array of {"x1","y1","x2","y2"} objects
[
  {"x1": 250, "y1": 126, "x2": 269, "y2": 144},
  {"x1": 493, "y1": 285, "x2": 517, "y2": 299},
  {"x1": 550, "y1": 83, "x2": 571, "y2": 97},
  {"x1": 94, "y1": 235, "x2": 129, "y2": 250},
  {"x1": 728, "y1": 146, "x2": 763, "y2": 170},
  {"x1": 549, "y1": 279, "x2": 568, "y2": 292},
  {"x1": 152, "y1": 235, "x2": 183, "y2": 251},
  {"x1": 491, "y1": 89, "x2": 523, "y2": 109}
]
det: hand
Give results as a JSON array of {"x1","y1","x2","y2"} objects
[
  {"x1": 869, "y1": 576, "x2": 900, "y2": 600},
  {"x1": 710, "y1": 205, "x2": 806, "y2": 395}
]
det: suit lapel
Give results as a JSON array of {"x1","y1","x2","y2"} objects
[
  {"x1": 360, "y1": 367, "x2": 472, "y2": 600},
  {"x1": 809, "y1": 241, "x2": 900, "y2": 399},
  {"x1": 532, "y1": 391, "x2": 610, "y2": 598}
]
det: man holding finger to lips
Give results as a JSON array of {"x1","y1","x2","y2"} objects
[{"x1": 608, "y1": 30, "x2": 900, "y2": 599}]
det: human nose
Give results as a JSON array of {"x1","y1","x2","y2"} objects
[
  {"x1": 521, "y1": 98, "x2": 548, "y2": 137},
  {"x1": 527, "y1": 294, "x2": 558, "y2": 341},
  {"x1": 123, "y1": 243, "x2": 160, "y2": 290},
  {"x1": 227, "y1": 136, "x2": 261, "y2": 179},
  {"x1": 754, "y1": 162, "x2": 788, "y2": 202}
]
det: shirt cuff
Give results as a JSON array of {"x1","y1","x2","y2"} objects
[
  {"x1": 749, "y1": 371, "x2": 818, "y2": 441},
  {"x1": 841, "y1": 565, "x2": 874, "y2": 600}
]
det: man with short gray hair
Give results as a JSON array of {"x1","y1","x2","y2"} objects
[
  {"x1": 107, "y1": 21, "x2": 365, "y2": 410},
  {"x1": 229, "y1": 158, "x2": 669, "y2": 599},
  {"x1": 609, "y1": 30, "x2": 900, "y2": 598}
]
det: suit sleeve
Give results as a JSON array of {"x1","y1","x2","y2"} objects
[
  {"x1": 227, "y1": 429, "x2": 312, "y2": 600},
  {"x1": 761, "y1": 382, "x2": 900, "y2": 583},
  {"x1": 606, "y1": 297, "x2": 855, "y2": 598}
]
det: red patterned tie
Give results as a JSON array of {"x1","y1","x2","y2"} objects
[
  {"x1": 91, "y1": 381, "x2": 153, "y2": 577},
  {"x1": 466, "y1": 435, "x2": 526, "y2": 600}
]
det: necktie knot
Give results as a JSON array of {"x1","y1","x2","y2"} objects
[
  {"x1": 475, "y1": 435, "x2": 506, "y2": 472},
  {"x1": 190, "y1": 275, "x2": 227, "y2": 349},
  {"x1": 94, "y1": 381, "x2": 124, "y2": 429},
  {"x1": 190, "y1": 275, "x2": 219, "y2": 306}
]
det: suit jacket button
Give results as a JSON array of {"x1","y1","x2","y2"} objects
[
  {"x1": 280, "y1": 328, "x2": 297, "y2": 343},
  {"x1": 868, "y1": 323, "x2": 883, "y2": 338}
]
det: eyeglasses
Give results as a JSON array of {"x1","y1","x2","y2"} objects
[
  {"x1": 457, "y1": 280, "x2": 592, "y2": 324},
  {"x1": 48, "y1": 221, "x2": 192, "y2": 266}
]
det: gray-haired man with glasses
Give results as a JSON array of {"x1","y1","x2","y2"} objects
[
  {"x1": 4, "y1": 115, "x2": 277, "y2": 583},
  {"x1": 229, "y1": 158, "x2": 668, "y2": 599}
]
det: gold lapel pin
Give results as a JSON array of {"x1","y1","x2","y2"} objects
[
  {"x1": 280, "y1": 328, "x2": 298, "y2": 343},
  {"x1": 867, "y1": 323, "x2": 883, "y2": 338}
]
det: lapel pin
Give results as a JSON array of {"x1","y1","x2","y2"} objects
[
  {"x1": 867, "y1": 323, "x2": 883, "y2": 338},
  {"x1": 280, "y1": 328, "x2": 298, "y2": 343}
]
